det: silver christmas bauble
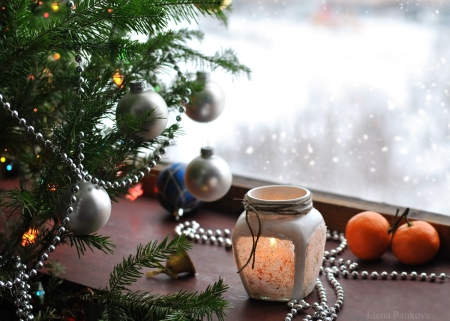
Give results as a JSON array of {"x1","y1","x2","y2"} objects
[
  {"x1": 116, "y1": 80, "x2": 168, "y2": 141},
  {"x1": 184, "y1": 147, "x2": 232, "y2": 202},
  {"x1": 186, "y1": 72, "x2": 225, "y2": 123},
  {"x1": 56, "y1": 182, "x2": 111, "y2": 235}
]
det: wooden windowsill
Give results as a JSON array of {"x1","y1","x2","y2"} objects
[
  {"x1": 1, "y1": 175, "x2": 448, "y2": 320},
  {"x1": 142, "y1": 166, "x2": 450, "y2": 257}
]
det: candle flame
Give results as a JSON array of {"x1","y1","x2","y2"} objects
[{"x1": 270, "y1": 237, "x2": 277, "y2": 247}]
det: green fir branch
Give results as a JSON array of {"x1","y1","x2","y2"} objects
[
  {"x1": 87, "y1": 278, "x2": 230, "y2": 321},
  {"x1": 66, "y1": 233, "x2": 116, "y2": 258},
  {"x1": 108, "y1": 236, "x2": 191, "y2": 293},
  {"x1": 0, "y1": 0, "x2": 247, "y2": 318}
]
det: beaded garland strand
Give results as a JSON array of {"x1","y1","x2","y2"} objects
[
  {"x1": 0, "y1": 2, "x2": 190, "y2": 320},
  {"x1": 175, "y1": 220, "x2": 233, "y2": 249},
  {"x1": 175, "y1": 221, "x2": 450, "y2": 321}
]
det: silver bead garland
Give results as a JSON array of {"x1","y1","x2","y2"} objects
[
  {"x1": 175, "y1": 221, "x2": 233, "y2": 250},
  {"x1": 292, "y1": 230, "x2": 449, "y2": 321},
  {"x1": 0, "y1": 3, "x2": 190, "y2": 319}
]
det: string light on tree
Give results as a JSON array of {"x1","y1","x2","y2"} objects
[
  {"x1": 112, "y1": 69, "x2": 124, "y2": 87},
  {"x1": 199, "y1": 0, "x2": 232, "y2": 12},
  {"x1": 51, "y1": 2, "x2": 59, "y2": 12},
  {"x1": 21, "y1": 229, "x2": 39, "y2": 246}
]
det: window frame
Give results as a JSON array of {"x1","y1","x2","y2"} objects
[{"x1": 143, "y1": 164, "x2": 450, "y2": 257}]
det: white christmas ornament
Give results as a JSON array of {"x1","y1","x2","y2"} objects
[
  {"x1": 185, "y1": 72, "x2": 225, "y2": 123},
  {"x1": 184, "y1": 147, "x2": 232, "y2": 202},
  {"x1": 56, "y1": 182, "x2": 112, "y2": 235},
  {"x1": 116, "y1": 80, "x2": 168, "y2": 141}
]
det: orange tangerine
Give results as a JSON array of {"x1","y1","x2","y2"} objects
[
  {"x1": 345, "y1": 211, "x2": 391, "y2": 260},
  {"x1": 391, "y1": 220, "x2": 440, "y2": 265}
]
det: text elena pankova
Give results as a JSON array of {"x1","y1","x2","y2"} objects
[{"x1": 367, "y1": 311, "x2": 431, "y2": 319}]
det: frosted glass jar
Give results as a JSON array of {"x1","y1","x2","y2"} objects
[{"x1": 232, "y1": 185, "x2": 326, "y2": 301}]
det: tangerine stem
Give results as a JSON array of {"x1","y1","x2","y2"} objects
[
  {"x1": 388, "y1": 208, "x2": 401, "y2": 235},
  {"x1": 402, "y1": 208, "x2": 412, "y2": 227},
  {"x1": 389, "y1": 207, "x2": 411, "y2": 237}
]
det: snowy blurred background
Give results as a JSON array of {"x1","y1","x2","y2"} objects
[{"x1": 166, "y1": 0, "x2": 450, "y2": 215}]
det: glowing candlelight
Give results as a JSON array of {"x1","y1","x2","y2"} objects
[
  {"x1": 236, "y1": 236, "x2": 295, "y2": 299},
  {"x1": 232, "y1": 185, "x2": 327, "y2": 301},
  {"x1": 269, "y1": 237, "x2": 277, "y2": 247}
]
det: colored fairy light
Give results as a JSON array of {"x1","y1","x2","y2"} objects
[
  {"x1": 6, "y1": 164, "x2": 12, "y2": 171},
  {"x1": 22, "y1": 228, "x2": 38, "y2": 246},
  {"x1": 35, "y1": 290, "x2": 45, "y2": 296},
  {"x1": 43, "y1": 12, "x2": 49, "y2": 18},
  {"x1": 53, "y1": 53, "x2": 61, "y2": 60},
  {"x1": 0, "y1": 157, "x2": 5, "y2": 163},
  {"x1": 51, "y1": 2, "x2": 59, "y2": 12},
  {"x1": 113, "y1": 69, "x2": 124, "y2": 87},
  {"x1": 126, "y1": 183, "x2": 144, "y2": 201}
]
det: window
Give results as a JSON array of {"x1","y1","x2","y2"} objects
[{"x1": 167, "y1": 0, "x2": 450, "y2": 215}]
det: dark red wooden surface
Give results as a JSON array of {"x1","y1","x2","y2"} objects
[
  {"x1": 45, "y1": 196, "x2": 450, "y2": 321},
  {"x1": 1, "y1": 178, "x2": 448, "y2": 320}
]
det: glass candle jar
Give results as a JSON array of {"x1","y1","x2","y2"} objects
[{"x1": 232, "y1": 185, "x2": 326, "y2": 301}]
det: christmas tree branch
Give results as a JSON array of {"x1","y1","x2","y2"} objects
[
  {"x1": 72, "y1": 237, "x2": 230, "y2": 321},
  {"x1": 92, "y1": 279, "x2": 230, "y2": 321},
  {"x1": 0, "y1": 0, "x2": 247, "y2": 318},
  {"x1": 108, "y1": 236, "x2": 191, "y2": 293},
  {"x1": 65, "y1": 233, "x2": 116, "y2": 258}
]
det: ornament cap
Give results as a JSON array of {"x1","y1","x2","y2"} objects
[
  {"x1": 196, "y1": 71, "x2": 210, "y2": 82},
  {"x1": 200, "y1": 147, "x2": 214, "y2": 158},
  {"x1": 129, "y1": 80, "x2": 147, "y2": 92}
]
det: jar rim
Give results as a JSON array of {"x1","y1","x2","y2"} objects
[{"x1": 246, "y1": 185, "x2": 311, "y2": 204}]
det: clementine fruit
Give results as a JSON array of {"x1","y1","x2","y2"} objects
[
  {"x1": 345, "y1": 211, "x2": 391, "y2": 260},
  {"x1": 391, "y1": 220, "x2": 440, "y2": 265}
]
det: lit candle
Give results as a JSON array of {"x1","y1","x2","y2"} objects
[
  {"x1": 232, "y1": 185, "x2": 327, "y2": 301},
  {"x1": 235, "y1": 236, "x2": 295, "y2": 299}
]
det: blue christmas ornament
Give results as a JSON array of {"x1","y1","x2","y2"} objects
[{"x1": 156, "y1": 163, "x2": 202, "y2": 220}]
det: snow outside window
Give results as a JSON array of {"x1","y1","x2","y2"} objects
[{"x1": 166, "y1": 0, "x2": 450, "y2": 215}]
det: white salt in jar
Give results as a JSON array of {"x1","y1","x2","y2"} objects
[{"x1": 232, "y1": 185, "x2": 326, "y2": 301}]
